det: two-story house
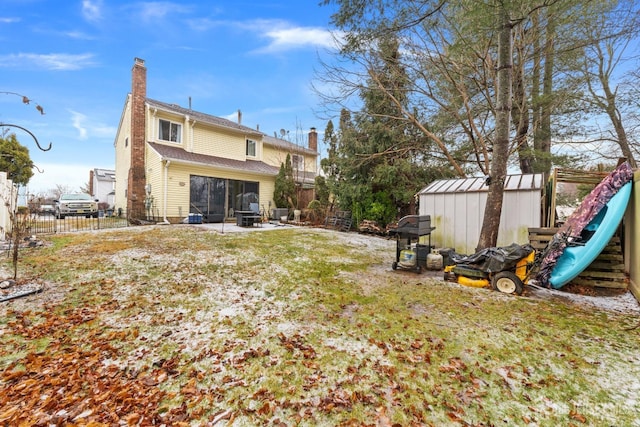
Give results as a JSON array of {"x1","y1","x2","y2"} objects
[
  {"x1": 114, "y1": 58, "x2": 318, "y2": 223},
  {"x1": 89, "y1": 168, "x2": 115, "y2": 209}
]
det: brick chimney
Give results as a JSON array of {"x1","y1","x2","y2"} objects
[
  {"x1": 127, "y1": 57, "x2": 147, "y2": 218},
  {"x1": 308, "y1": 127, "x2": 318, "y2": 152}
]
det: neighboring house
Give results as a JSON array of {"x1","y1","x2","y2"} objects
[
  {"x1": 114, "y1": 58, "x2": 318, "y2": 223},
  {"x1": 89, "y1": 168, "x2": 115, "y2": 208}
]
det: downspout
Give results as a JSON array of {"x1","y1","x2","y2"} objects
[{"x1": 163, "y1": 159, "x2": 171, "y2": 224}]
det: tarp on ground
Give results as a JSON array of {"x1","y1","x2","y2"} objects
[{"x1": 449, "y1": 243, "x2": 534, "y2": 274}]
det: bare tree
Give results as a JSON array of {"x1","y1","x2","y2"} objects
[
  {"x1": 317, "y1": 0, "x2": 561, "y2": 248},
  {"x1": 317, "y1": 0, "x2": 638, "y2": 249},
  {"x1": 576, "y1": 1, "x2": 639, "y2": 168},
  {"x1": 51, "y1": 184, "x2": 74, "y2": 200}
]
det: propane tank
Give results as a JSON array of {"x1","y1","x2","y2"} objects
[
  {"x1": 399, "y1": 247, "x2": 417, "y2": 267},
  {"x1": 426, "y1": 249, "x2": 444, "y2": 270}
]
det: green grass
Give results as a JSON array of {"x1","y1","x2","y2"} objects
[{"x1": 1, "y1": 225, "x2": 639, "y2": 426}]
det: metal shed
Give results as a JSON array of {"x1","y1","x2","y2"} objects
[{"x1": 418, "y1": 174, "x2": 544, "y2": 254}]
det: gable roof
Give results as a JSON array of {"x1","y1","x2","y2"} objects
[
  {"x1": 93, "y1": 168, "x2": 115, "y2": 182},
  {"x1": 262, "y1": 134, "x2": 317, "y2": 156},
  {"x1": 146, "y1": 98, "x2": 317, "y2": 156},
  {"x1": 148, "y1": 142, "x2": 280, "y2": 176},
  {"x1": 146, "y1": 98, "x2": 263, "y2": 137}
]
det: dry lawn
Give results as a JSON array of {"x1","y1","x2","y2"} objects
[{"x1": 1, "y1": 225, "x2": 639, "y2": 426}]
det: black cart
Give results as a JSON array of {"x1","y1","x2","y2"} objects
[{"x1": 388, "y1": 215, "x2": 435, "y2": 273}]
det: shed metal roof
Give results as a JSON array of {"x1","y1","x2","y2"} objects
[{"x1": 419, "y1": 173, "x2": 544, "y2": 195}]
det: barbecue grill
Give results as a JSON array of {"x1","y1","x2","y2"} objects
[{"x1": 388, "y1": 215, "x2": 435, "y2": 273}]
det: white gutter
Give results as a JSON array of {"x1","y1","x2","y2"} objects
[{"x1": 163, "y1": 159, "x2": 171, "y2": 224}]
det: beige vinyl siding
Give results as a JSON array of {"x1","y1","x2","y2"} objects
[
  {"x1": 263, "y1": 144, "x2": 288, "y2": 168},
  {"x1": 161, "y1": 162, "x2": 276, "y2": 220},
  {"x1": 149, "y1": 109, "x2": 186, "y2": 147},
  {"x1": 260, "y1": 180, "x2": 276, "y2": 214},
  {"x1": 114, "y1": 97, "x2": 132, "y2": 213},
  {"x1": 144, "y1": 147, "x2": 165, "y2": 218},
  {"x1": 263, "y1": 144, "x2": 317, "y2": 175},
  {"x1": 191, "y1": 125, "x2": 254, "y2": 161},
  {"x1": 302, "y1": 152, "x2": 317, "y2": 174},
  {"x1": 164, "y1": 163, "x2": 190, "y2": 219}
]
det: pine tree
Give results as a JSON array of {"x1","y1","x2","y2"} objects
[
  {"x1": 0, "y1": 133, "x2": 34, "y2": 185},
  {"x1": 273, "y1": 154, "x2": 296, "y2": 209}
]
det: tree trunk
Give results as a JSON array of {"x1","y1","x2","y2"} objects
[
  {"x1": 511, "y1": 28, "x2": 533, "y2": 174},
  {"x1": 531, "y1": 11, "x2": 542, "y2": 171},
  {"x1": 537, "y1": 17, "x2": 555, "y2": 177},
  {"x1": 477, "y1": 8, "x2": 512, "y2": 251},
  {"x1": 607, "y1": 104, "x2": 636, "y2": 168},
  {"x1": 613, "y1": 121, "x2": 636, "y2": 167}
]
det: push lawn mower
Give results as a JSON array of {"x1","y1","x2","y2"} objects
[{"x1": 443, "y1": 243, "x2": 536, "y2": 295}]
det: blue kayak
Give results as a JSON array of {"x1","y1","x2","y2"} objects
[{"x1": 549, "y1": 181, "x2": 632, "y2": 289}]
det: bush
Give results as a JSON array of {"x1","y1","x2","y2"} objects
[
  {"x1": 364, "y1": 192, "x2": 396, "y2": 227},
  {"x1": 307, "y1": 200, "x2": 324, "y2": 224}
]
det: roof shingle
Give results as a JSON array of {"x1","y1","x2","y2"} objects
[
  {"x1": 148, "y1": 142, "x2": 280, "y2": 176},
  {"x1": 146, "y1": 98, "x2": 262, "y2": 136}
]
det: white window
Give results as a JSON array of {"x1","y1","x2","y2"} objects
[
  {"x1": 159, "y1": 119, "x2": 181, "y2": 143},
  {"x1": 292, "y1": 154, "x2": 304, "y2": 170},
  {"x1": 246, "y1": 139, "x2": 256, "y2": 157}
]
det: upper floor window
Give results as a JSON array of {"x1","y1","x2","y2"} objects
[
  {"x1": 246, "y1": 139, "x2": 256, "y2": 157},
  {"x1": 292, "y1": 154, "x2": 304, "y2": 170},
  {"x1": 159, "y1": 119, "x2": 181, "y2": 143}
]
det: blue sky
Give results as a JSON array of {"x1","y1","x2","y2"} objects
[{"x1": 0, "y1": 0, "x2": 340, "y2": 195}]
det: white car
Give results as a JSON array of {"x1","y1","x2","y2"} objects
[
  {"x1": 40, "y1": 204, "x2": 55, "y2": 215},
  {"x1": 55, "y1": 193, "x2": 99, "y2": 219}
]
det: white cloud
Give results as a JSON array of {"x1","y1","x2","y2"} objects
[
  {"x1": 69, "y1": 110, "x2": 88, "y2": 140},
  {"x1": 0, "y1": 53, "x2": 97, "y2": 70},
  {"x1": 82, "y1": 0, "x2": 103, "y2": 22},
  {"x1": 263, "y1": 27, "x2": 337, "y2": 51},
  {"x1": 242, "y1": 20, "x2": 342, "y2": 53},
  {"x1": 64, "y1": 30, "x2": 96, "y2": 40},
  {"x1": 68, "y1": 109, "x2": 116, "y2": 140},
  {"x1": 188, "y1": 18, "x2": 341, "y2": 53},
  {"x1": 129, "y1": 2, "x2": 193, "y2": 23},
  {"x1": 0, "y1": 17, "x2": 21, "y2": 24}
]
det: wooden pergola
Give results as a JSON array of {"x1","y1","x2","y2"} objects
[{"x1": 543, "y1": 167, "x2": 610, "y2": 228}]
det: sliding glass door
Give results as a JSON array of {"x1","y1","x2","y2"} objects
[
  {"x1": 190, "y1": 175, "x2": 259, "y2": 222},
  {"x1": 189, "y1": 176, "x2": 226, "y2": 222}
]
